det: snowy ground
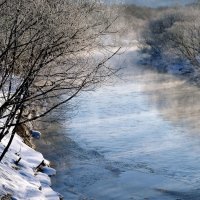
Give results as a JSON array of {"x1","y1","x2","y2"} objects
[{"x1": 0, "y1": 133, "x2": 61, "y2": 200}]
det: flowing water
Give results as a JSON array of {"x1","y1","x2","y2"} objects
[{"x1": 37, "y1": 46, "x2": 200, "y2": 200}]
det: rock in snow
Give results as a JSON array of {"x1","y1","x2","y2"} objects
[
  {"x1": 30, "y1": 130, "x2": 41, "y2": 139},
  {"x1": 0, "y1": 133, "x2": 61, "y2": 200}
]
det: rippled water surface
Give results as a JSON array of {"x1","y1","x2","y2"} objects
[{"x1": 37, "y1": 47, "x2": 200, "y2": 200}]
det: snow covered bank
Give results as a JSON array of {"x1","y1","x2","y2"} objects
[{"x1": 0, "y1": 133, "x2": 62, "y2": 200}]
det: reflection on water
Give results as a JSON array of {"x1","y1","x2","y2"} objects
[
  {"x1": 37, "y1": 47, "x2": 200, "y2": 200},
  {"x1": 145, "y1": 77, "x2": 200, "y2": 132}
]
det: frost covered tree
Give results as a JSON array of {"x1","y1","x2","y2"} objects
[
  {"x1": 141, "y1": 6, "x2": 200, "y2": 72},
  {"x1": 0, "y1": 0, "x2": 119, "y2": 161},
  {"x1": 141, "y1": 9, "x2": 186, "y2": 58},
  {"x1": 168, "y1": 11, "x2": 200, "y2": 72}
]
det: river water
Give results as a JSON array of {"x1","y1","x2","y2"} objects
[{"x1": 37, "y1": 46, "x2": 200, "y2": 200}]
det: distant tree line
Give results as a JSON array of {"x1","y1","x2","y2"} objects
[
  {"x1": 141, "y1": 4, "x2": 200, "y2": 72},
  {"x1": 122, "y1": 4, "x2": 152, "y2": 35}
]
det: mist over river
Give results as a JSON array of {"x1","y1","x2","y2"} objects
[{"x1": 36, "y1": 45, "x2": 200, "y2": 199}]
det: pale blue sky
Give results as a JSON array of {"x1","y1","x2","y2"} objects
[{"x1": 105, "y1": 0, "x2": 196, "y2": 7}]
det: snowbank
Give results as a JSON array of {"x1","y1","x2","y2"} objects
[{"x1": 0, "y1": 133, "x2": 61, "y2": 200}]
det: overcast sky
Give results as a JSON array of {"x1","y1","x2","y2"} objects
[{"x1": 106, "y1": 0, "x2": 196, "y2": 7}]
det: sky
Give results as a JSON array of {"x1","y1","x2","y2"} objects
[{"x1": 106, "y1": 0, "x2": 196, "y2": 7}]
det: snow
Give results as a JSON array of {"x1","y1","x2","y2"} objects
[
  {"x1": 0, "y1": 133, "x2": 61, "y2": 200},
  {"x1": 41, "y1": 166, "x2": 56, "y2": 176}
]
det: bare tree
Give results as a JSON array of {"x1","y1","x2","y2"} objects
[
  {"x1": 168, "y1": 13, "x2": 200, "y2": 72},
  {"x1": 0, "y1": 0, "x2": 120, "y2": 161},
  {"x1": 141, "y1": 8, "x2": 187, "y2": 58},
  {"x1": 140, "y1": 6, "x2": 200, "y2": 74}
]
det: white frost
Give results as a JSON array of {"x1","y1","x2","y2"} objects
[{"x1": 0, "y1": 132, "x2": 60, "y2": 200}]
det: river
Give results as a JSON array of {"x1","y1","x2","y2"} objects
[{"x1": 36, "y1": 45, "x2": 200, "y2": 200}]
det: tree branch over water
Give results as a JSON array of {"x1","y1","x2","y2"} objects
[{"x1": 0, "y1": 0, "x2": 120, "y2": 161}]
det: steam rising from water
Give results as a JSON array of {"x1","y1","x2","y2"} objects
[{"x1": 37, "y1": 46, "x2": 200, "y2": 199}]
